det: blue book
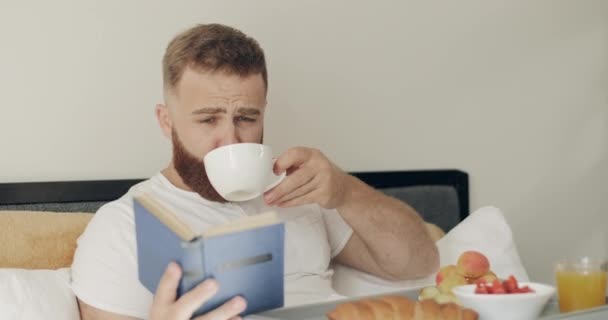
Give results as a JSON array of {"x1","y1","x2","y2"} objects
[{"x1": 133, "y1": 194, "x2": 284, "y2": 317}]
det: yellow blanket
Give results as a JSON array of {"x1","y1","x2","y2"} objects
[
  {"x1": 0, "y1": 211, "x2": 93, "y2": 269},
  {"x1": 0, "y1": 210, "x2": 443, "y2": 270}
]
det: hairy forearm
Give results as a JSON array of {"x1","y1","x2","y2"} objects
[{"x1": 336, "y1": 175, "x2": 439, "y2": 279}]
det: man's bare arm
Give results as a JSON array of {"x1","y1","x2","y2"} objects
[
  {"x1": 332, "y1": 175, "x2": 439, "y2": 280},
  {"x1": 265, "y1": 148, "x2": 439, "y2": 280}
]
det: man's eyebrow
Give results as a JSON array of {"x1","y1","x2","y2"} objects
[
  {"x1": 236, "y1": 107, "x2": 261, "y2": 116},
  {"x1": 191, "y1": 107, "x2": 226, "y2": 115}
]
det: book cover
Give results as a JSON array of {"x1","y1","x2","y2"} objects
[{"x1": 133, "y1": 194, "x2": 284, "y2": 317}]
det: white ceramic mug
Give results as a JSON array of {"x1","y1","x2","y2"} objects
[{"x1": 203, "y1": 143, "x2": 286, "y2": 202}]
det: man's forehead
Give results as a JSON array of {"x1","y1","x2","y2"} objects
[
  {"x1": 178, "y1": 67, "x2": 266, "y2": 94},
  {"x1": 166, "y1": 71, "x2": 265, "y2": 109}
]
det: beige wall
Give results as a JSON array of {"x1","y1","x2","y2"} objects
[{"x1": 1, "y1": 1, "x2": 606, "y2": 285}]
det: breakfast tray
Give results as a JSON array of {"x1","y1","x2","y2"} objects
[{"x1": 252, "y1": 289, "x2": 608, "y2": 320}]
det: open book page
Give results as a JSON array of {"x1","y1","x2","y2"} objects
[
  {"x1": 202, "y1": 211, "x2": 279, "y2": 238},
  {"x1": 135, "y1": 193, "x2": 279, "y2": 241},
  {"x1": 134, "y1": 193, "x2": 197, "y2": 242}
]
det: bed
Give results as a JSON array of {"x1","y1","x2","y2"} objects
[{"x1": 0, "y1": 169, "x2": 478, "y2": 320}]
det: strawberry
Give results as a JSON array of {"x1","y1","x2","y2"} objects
[
  {"x1": 508, "y1": 275, "x2": 519, "y2": 287},
  {"x1": 475, "y1": 285, "x2": 489, "y2": 294},
  {"x1": 518, "y1": 285, "x2": 534, "y2": 293},
  {"x1": 493, "y1": 286, "x2": 507, "y2": 294},
  {"x1": 487, "y1": 279, "x2": 504, "y2": 294},
  {"x1": 473, "y1": 274, "x2": 535, "y2": 294},
  {"x1": 503, "y1": 276, "x2": 518, "y2": 293}
]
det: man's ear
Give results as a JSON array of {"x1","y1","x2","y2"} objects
[{"x1": 155, "y1": 104, "x2": 172, "y2": 139}]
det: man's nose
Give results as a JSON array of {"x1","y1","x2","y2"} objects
[{"x1": 217, "y1": 124, "x2": 240, "y2": 147}]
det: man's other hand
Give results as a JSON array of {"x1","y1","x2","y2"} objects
[{"x1": 150, "y1": 262, "x2": 247, "y2": 320}]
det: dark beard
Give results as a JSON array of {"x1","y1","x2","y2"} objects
[{"x1": 172, "y1": 129, "x2": 227, "y2": 203}]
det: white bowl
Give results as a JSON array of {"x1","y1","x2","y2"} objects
[{"x1": 452, "y1": 282, "x2": 555, "y2": 320}]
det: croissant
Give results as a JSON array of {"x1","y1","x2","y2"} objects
[{"x1": 327, "y1": 295, "x2": 478, "y2": 320}]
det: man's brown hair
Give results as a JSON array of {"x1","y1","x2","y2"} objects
[{"x1": 162, "y1": 23, "x2": 267, "y2": 93}]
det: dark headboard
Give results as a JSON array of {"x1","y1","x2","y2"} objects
[
  {"x1": 0, "y1": 170, "x2": 468, "y2": 232},
  {"x1": 350, "y1": 170, "x2": 468, "y2": 232}
]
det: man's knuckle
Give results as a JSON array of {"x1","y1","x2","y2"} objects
[
  {"x1": 290, "y1": 147, "x2": 303, "y2": 156},
  {"x1": 320, "y1": 162, "x2": 331, "y2": 171}
]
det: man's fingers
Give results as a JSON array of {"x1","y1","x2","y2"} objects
[
  {"x1": 277, "y1": 189, "x2": 318, "y2": 208},
  {"x1": 266, "y1": 168, "x2": 314, "y2": 204},
  {"x1": 194, "y1": 296, "x2": 247, "y2": 320},
  {"x1": 175, "y1": 279, "x2": 219, "y2": 316},
  {"x1": 154, "y1": 262, "x2": 182, "y2": 305},
  {"x1": 273, "y1": 174, "x2": 318, "y2": 205},
  {"x1": 273, "y1": 148, "x2": 311, "y2": 174}
]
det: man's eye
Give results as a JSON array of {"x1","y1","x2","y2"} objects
[
  {"x1": 236, "y1": 116, "x2": 256, "y2": 122},
  {"x1": 198, "y1": 117, "x2": 216, "y2": 124}
]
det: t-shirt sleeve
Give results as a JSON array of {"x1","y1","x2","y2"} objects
[
  {"x1": 70, "y1": 200, "x2": 152, "y2": 319},
  {"x1": 320, "y1": 207, "x2": 353, "y2": 258}
]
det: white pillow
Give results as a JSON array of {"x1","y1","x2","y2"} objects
[
  {"x1": 332, "y1": 206, "x2": 529, "y2": 296},
  {"x1": 0, "y1": 268, "x2": 80, "y2": 320},
  {"x1": 435, "y1": 206, "x2": 529, "y2": 281}
]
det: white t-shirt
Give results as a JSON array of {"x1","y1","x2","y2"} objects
[{"x1": 71, "y1": 173, "x2": 353, "y2": 318}]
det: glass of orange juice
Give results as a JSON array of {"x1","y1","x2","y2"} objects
[{"x1": 555, "y1": 257, "x2": 607, "y2": 313}]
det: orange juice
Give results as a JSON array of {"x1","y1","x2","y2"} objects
[{"x1": 556, "y1": 270, "x2": 607, "y2": 312}]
